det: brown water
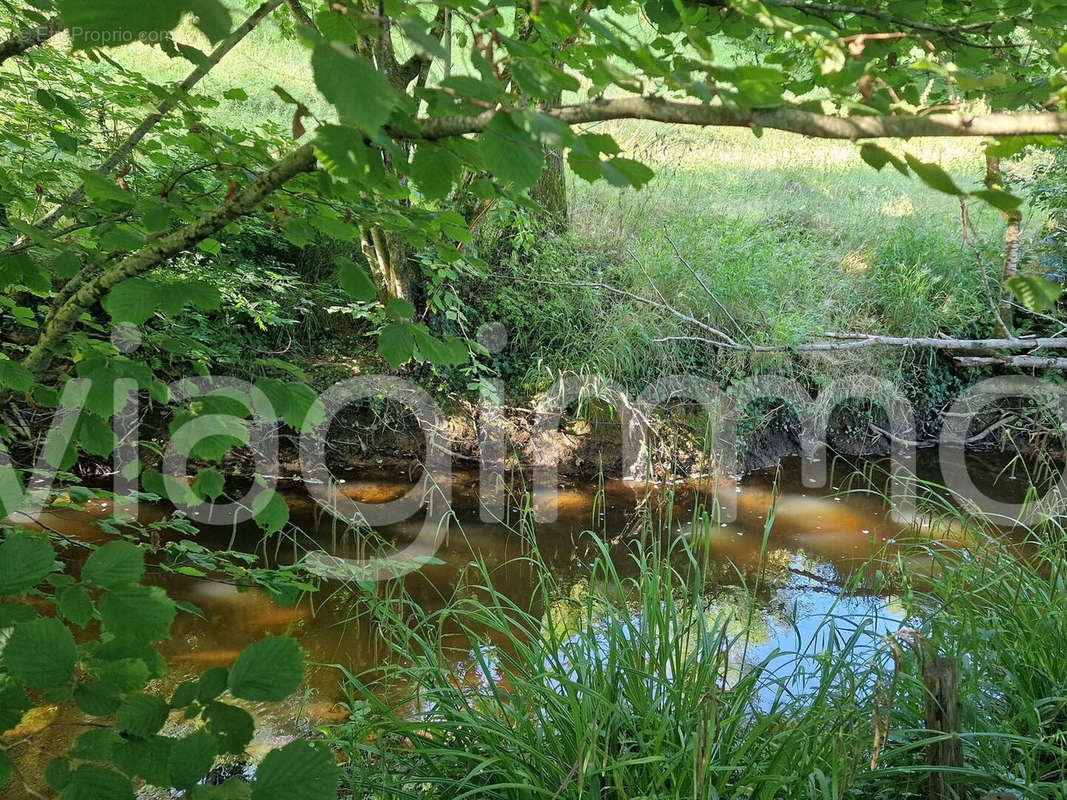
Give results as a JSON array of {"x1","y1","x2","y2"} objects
[{"x1": 2, "y1": 452, "x2": 1040, "y2": 795}]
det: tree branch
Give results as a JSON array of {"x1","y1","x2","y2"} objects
[
  {"x1": 12, "y1": 0, "x2": 284, "y2": 245},
  {"x1": 657, "y1": 333, "x2": 1067, "y2": 353},
  {"x1": 411, "y1": 99, "x2": 1067, "y2": 141},
  {"x1": 0, "y1": 15, "x2": 61, "y2": 65},
  {"x1": 765, "y1": 0, "x2": 1018, "y2": 37},
  {"x1": 692, "y1": 0, "x2": 1019, "y2": 40},
  {"x1": 285, "y1": 0, "x2": 315, "y2": 28},
  {"x1": 21, "y1": 144, "x2": 318, "y2": 376},
  {"x1": 953, "y1": 355, "x2": 1067, "y2": 369}
]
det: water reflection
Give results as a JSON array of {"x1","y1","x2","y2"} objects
[{"x1": 3, "y1": 451, "x2": 1041, "y2": 788}]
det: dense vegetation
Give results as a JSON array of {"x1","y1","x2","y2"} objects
[{"x1": 2, "y1": 0, "x2": 1067, "y2": 797}]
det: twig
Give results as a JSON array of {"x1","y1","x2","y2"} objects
[{"x1": 662, "y1": 230, "x2": 755, "y2": 348}]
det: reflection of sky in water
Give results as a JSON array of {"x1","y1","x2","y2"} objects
[{"x1": 745, "y1": 558, "x2": 906, "y2": 706}]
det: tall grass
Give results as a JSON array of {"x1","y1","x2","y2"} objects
[
  {"x1": 333, "y1": 538, "x2": 887, "y2": 799},
  {"x1": 318, "y1": 475, "x2": 1067, "y2": 800}
]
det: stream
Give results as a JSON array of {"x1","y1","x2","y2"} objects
[{"x1": 2, "y1": 451, "x2": 1043, "y2": 795}]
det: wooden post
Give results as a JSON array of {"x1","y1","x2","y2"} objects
[{"x1": 924, "y1": 657, "x2": 964, "y2": 800}]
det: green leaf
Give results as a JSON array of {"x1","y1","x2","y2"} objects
[
  {"x1": 193, "y1": 468, "x2": 226, "y2": 502},
  {"x1": 113, "y1": 735, "x2": 173, "y2": 787},
  {"x1": 0, "y1": 360, "x2": 33, "y2": 393},
  {"x1": 0, "y1": 675, "x2": 31, "y2": 733},
  {"x1": 0, "y1": 751, "x2": 9, "y2": 790},
  {"x1": 252, "y1": 490, "x2": 289, "y2": 535},
  {"x1": 312, "y1": 41, "x2": 396, "y2": 131},
  {"x1": 60, "y1": 765, "x2": 134, "y2": 800},
  {"x1": 83, "y1": 540, "x2": 145, "y2": 588},
  {"x1": 203, "y1": 702, "x2": 255, "y2": 755},
  {"x1": 186, "y1": 0, "x2": 232, "y2": 43},
  {"x1": 51, "y1": 129, "x2": 78, "y2": 154},
  {"x1": 480, "y1": 113, "x2": 545, "y2": 191},
  {"x1": 408, "y1": 144, "x2": 461, "y2": 200},
  {"x1": 57, "y1": 584, "x2": 94, "y2": 627},
  {"x1": 197, "y1": 666, "x2": 229, "y2": 703},
  {"x1": 336, "y1": 257, "x2": 377, "y2": 302},
  {"x1": 76, "y1": 413, "x2": 116, "y2": 458},
  {"x1": 971, "y1": 188, "x2": 1023, "y2": 212},
  {"x1": 444, "y1": 336, "x2": 469, "y2": 366},
  {"x1": 412, "y1": 326, "x2": 451, "y2": 366},
  {"x1": 600, "y1": 157, "x2": 654, "y2": 189},
  {"x1": 859, "y1": 143, "x2": 909, "y2": 176},
  {"x1": 0, "y1": 603, "x2": 37, "y2": 628},
  {"x1": 252, "y1": 741, "x2": 340, "y2": 800},
  {"x1": 281, "y1": 383, "x2": 324, "y2": 432},
  {"x1": 313, "y1": 125, "x2": 370, "y2": 182},
  {"x1": 227, "y1": 636, "x2": 304, "y2": 702},
  {"x1": 385, "y1": 298, "x2": 415, "y2": 320},
  {"x1": 170, "y1": 730, "x2": 219, "y2": 791},
  {"x1": 378, "y1": 323, "x2": 414, "y2": 367},
  {"x1": 98, "y1": 585, "x2": 176, "y2": 642},
  {"x1": 96, "y1": 657, "x2": 151, "y2": 692},
  {"x1": 170, "y1": 681, "x2": 198, "y2": 709},
  {"x1": 903, "y1": 154, "x2": 966, "y2": 196},
  {"x1": 74, "y1": 681, "x2": 122, "y2": 716},
  {"x1": 59, "y1": 0, "x2": 229, "y2": 48},
  {"x1": 164, "y1": 280, "x2": 222, "y2": 314},
  {"x1": 4, "y1": 617, "x2": 77, "y2": 688},
  {"x1": 0, "y1": 533, "x2": 55, "y2": 594},
  {"x1": 103, "y1": 278, "x2": 160, "y2": 325},
  {"x1": 79, "y1": 170, "x2": 135, "y2": 206},
  {"x1": 70, "y1": 729, "x2": 123, "y2": 761},
  {"x1": 46, "y1": 758, "x2": 72, "y2": 791},
  {"x1": 116, "y1": 694, "x2": 170, "y2": 738},
  {"x1": 1006, "y1": 275, "x2": 1063, "y2": 312}
]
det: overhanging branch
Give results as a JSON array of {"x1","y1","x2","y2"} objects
[
  {"x1": 13, "y1": 0, "x2": 285, "y2": 248},
  {"x1": 412, "y1": 99, "x2": 1067, "y2": 140},
  {"x1": 21, "y1": 144, "x2": 318, "y2": 377}
]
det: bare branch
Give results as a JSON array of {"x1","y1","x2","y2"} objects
[
  {"x1": 412, "y1": 99, "x2": 1067, "y2": 141},
  {"x1": 953, "y1": 355, "x2": 1067, "y2": 369},
  {"x1": 653, "y1": 334, "x2": 1067, "y2": 353},
  {"x1": 662, "y1": 230, "x2": 755, "y2": 348}
]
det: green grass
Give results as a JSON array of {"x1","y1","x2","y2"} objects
[
  {"x1": 321, "y1": 479, "x2": 1067, "y2": 799},
  {"x1": 456, "y1": 121, "x2": 1055, "y2": 407}
]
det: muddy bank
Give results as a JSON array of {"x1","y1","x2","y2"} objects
[
  {"x1": 10, "y1": 379, "x2": 1057, "y2": 488},
  {"x1": 273, "y1": 401, "x2": 922, "y2": 480}
]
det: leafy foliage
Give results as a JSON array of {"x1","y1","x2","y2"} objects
[{"x1": 0, "y1": 531, "x2": 332, "y2": 796}]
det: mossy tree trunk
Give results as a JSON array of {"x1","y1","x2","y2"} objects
[
  {"x1": 531, "y1": 143, "x2": 568, "y2": 232},
  {"x1": 360, "y1": 226, "x2": 417, "y2": 305},
  {"x1": 530, "y1": 91, "x2": 568, "y2": 232}
]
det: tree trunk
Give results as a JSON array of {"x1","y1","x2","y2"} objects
[
  {"x1": 360, "y1": 225, "x2": 416, "y2": 304},
  {"x1": 530, "y1": 144, "x2": 568, "y2": 232}
]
